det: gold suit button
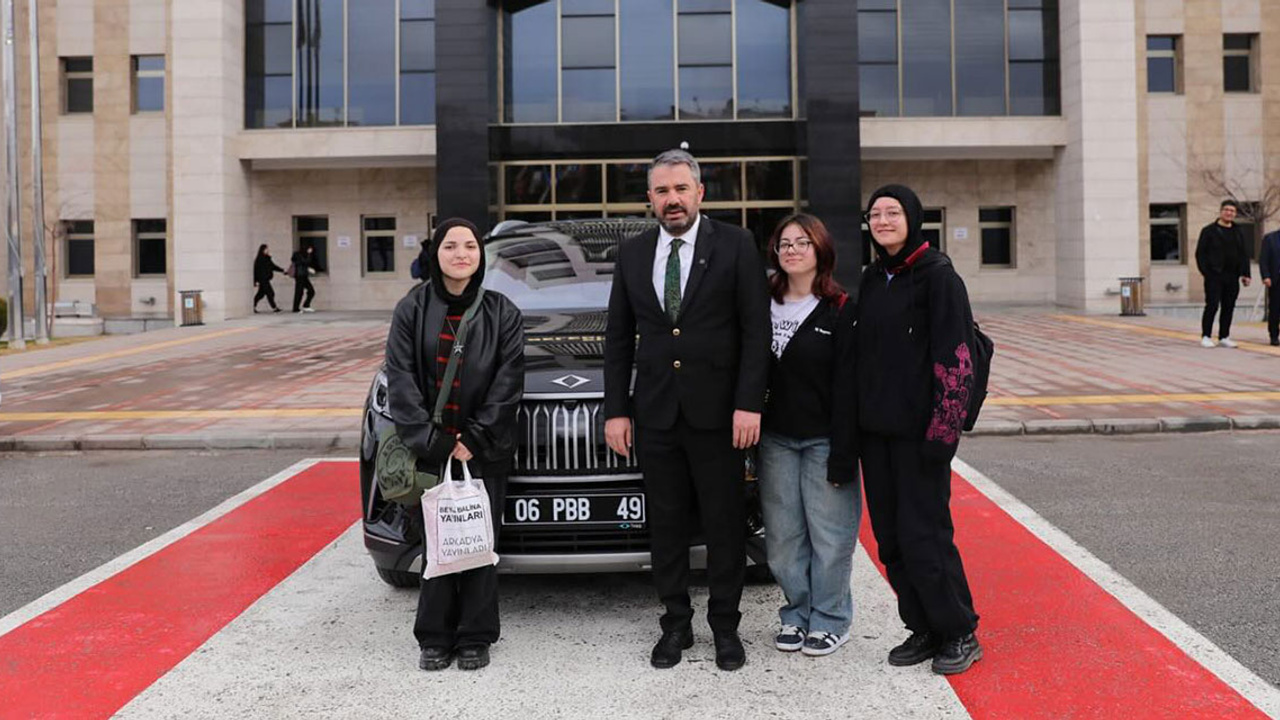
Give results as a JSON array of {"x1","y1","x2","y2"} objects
[
  {"x1": 673, "y1": 360, "x2": 682, "y2": 369},
  {"x1": 672, "y1": 328, "x2": 681, "y2": 337}
]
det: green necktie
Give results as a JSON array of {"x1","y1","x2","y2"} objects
[{"x1": 664, "y1": 237, "x2": 684, "y2": 322}]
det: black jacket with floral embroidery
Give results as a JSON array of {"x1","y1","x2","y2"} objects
[{"x1": 855, "y1": 184, "x2": 976, "y2": 459}]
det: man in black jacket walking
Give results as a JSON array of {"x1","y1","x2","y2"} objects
[
  {"x1": 291, "y1": 245, "x2": 323, "y2": 313},
  {"x1": 604, "y1": 149, "x2": 771, "y2": 672},
  {"x1": 1261, "y1": 228, "x2": 1280, "y2": 346},
  {"x1": 1195, "y1": 200, "x2": 1253, "y2": 348}
]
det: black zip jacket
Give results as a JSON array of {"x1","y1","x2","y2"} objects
[
  {"x1": 385, "y1": 282, "x2": 525, "y2": 464},
  {"x1": 254, "y1": 255, "x2": 284, "y2": 284},
  {"x1": 762, "y1": 294, "x2": 859, "y2": 484},
  {"x1": 856, "y1": 185, "x2": 976, "y2": 460}
]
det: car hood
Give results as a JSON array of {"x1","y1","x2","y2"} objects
[{"x1": 521, "y1": 309, "x2": 608, "y2": 396}]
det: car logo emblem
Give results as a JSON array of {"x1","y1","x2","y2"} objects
[{"x1": 551, "y1": 374, "x2": 591, "y2": 390}]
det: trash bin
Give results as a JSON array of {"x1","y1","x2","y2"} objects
[
  {"x1": 179, "y1": 290, "x2": 204, "y2": 326},
  {"x1": 1119, "y1": 277, "x2": 1145, "y2": 317}
]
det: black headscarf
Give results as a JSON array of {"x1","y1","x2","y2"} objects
[
  {"x1": 421, "y1": 217, "x2": 486, "y2": 307},
  {"x1": 865, "y1": 184, "x2": 928, "y2": 272}
]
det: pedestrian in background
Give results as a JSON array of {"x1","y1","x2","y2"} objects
[
  {"x1": 385, "y1": 218, "x2": 525, "y2": 672},
  {"x1": 291, "y1": 244, "x2": 322, "y2": 313},
  {"x1": 1195, "y1": 200, "x2": 1253, "y2": 348},
  {"x1": 1260, "y1": 227, "x2": 1280, "y2": 346},
  {"x1": 253, "y1": 244, "x2": 285, "y2": 313},
  {"x1": 757, "y1": 212, "x2": 860, "y2": 658},
  {"x1": 856, "y1": 184, "x2": 982, "y2": 676}
]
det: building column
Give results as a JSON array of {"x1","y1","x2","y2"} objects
[
  {"x1": 799, "y1": 0, "x2": 861, "y2": 292},
  {"x1": 93, "y1": 0, "x2": 132, "y2": 318},
  {"x1": 169, "y1": 0, "x2": 250, "y2": 323},
  {"x1": 1054, "y1": 0, "x2": 1142, "y2": 311},
  {"x1": 434, "y1": 1, "x2": 493, "y2": 229}
]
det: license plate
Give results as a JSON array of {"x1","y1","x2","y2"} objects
[{"x1": 503, "y1": 493, "x2": 646, "y2": 526}]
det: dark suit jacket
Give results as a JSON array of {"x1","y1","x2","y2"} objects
[
  {"x1": 1261, "y1": 230, "x2": 1280, "y2": 282},
  {"x1": 604, "y1": 216, "x2": 771, "y2": 431}
]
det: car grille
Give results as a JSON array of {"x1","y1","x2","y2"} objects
[
  {"x1": 514, "y1": 399, "x2": 639, "y2": 474},
  {"x1": 498, "y1": 527, "x2": 650, "y2": 554}
]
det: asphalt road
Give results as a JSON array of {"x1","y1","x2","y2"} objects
[
  {"x1": 0, "y1": 449, "x2": 348, "y2": 617},
  {"x1": 2, "y1": 434, "x2": 1277, "y2": 693},
  {"x1": 961, "y1": 430, "x2": 1280, "y2": 687}
]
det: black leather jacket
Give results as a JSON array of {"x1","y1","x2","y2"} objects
[{"x1": 385, "y1": 282, "x2": 525, "y2": 465}]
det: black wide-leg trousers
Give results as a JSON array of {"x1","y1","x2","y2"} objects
[
  {"x1": 637, "y1": 418, "x2": 746, "y2": 634},
  {"x1": 860, "y1": 433, "x2": 978, "y2": 639},
  {"x1": 412, "y1": 465, "x2": 508, "y2": 650}
]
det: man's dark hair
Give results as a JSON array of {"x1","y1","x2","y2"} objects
[{"x1": 1221, "y1": 199, "x2": 1240, "y2": 211}]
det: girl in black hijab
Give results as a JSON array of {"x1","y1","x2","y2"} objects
[
  {"x1": 855, "y1": 184, "x2": 982, "y2": 675},
  {"x1": 384, "y1": 218, "x2": 524, "y2": 672},
  {"x1": 252, "y1": 244, "x2": 284, "y2": 313}
]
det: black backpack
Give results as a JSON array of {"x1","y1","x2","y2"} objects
[{"x1": 964, "y1": 321, "x2": 994, "y2": 431}]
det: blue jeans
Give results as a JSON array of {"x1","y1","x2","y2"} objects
[{"x1": 758, "y1": 431, "x2": 862, "y2": 635}]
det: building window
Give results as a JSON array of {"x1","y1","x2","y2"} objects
[
  {"x1": 293, "y1": 216, "x2": 330, "y2": 274},
  {"x1": 399, "y1": 0, "x2": 436, "y2": 125},
  {"x1": 62, "y1": 58, "x2": 93, "y2": 114},
  {"x1": 132, "y1": 56, "x2": 165, "y2": 112},
  {"x1": 133, "y1": 219, "x2": 168, "y2": 276},
  {"x1": 1223, "y1": 34, "x2": 1257, "y2": 94},
  {"x1": 979, "y1": 207, "x2": 1015, "y2": 267},
  {"x1": 496, "y1": 156, "x2": 800, "y2": 248},
  {"x1": 922, "y1": 208, "x2": 946, "y2": 254},
  {"x1": 64, "y1": 221, "x2": 95, "y2": 277},
  {"x1": 502, "y1": 0, "x2": 791, "y2": 124},
  {"x1": 245, "y1": 0, "x2": 435, "y2": 129},
  {"x1": 1146, "y1": 36, "x2": 1180, "y2": 94},
  {"x1": 1149, "y1": 204, "x2": 1184, "y2": 264},
  {"x1": 363, "y1": 216, "x2": 397, "y2": 274},
  {"x1": 858, "y1": 0, "x2": 1059, "y2": 117}
]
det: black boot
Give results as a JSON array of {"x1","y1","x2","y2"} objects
[
  {"x1": 650, "y1": 627, "x2": 694, "y2": 669},
  {"x1": 456, "y1": 644, "x2": 490, "y2": 671},
  {"x1": 713, "y1": 630, "x2": 746, "y2": 671},
  {"x1": 931, "y1": 633, "x2": 982, "y2": 675},
  {"x1": 888, "y1": 631, "x2": 942, "y2": 666},
  {"x1": 418, "y1": 646, "x2": 452, "y2": 671}
]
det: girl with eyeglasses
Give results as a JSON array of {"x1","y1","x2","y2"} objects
[
  {"x1": 856, "y1": 184, "x2": 981, "y2": 675},
  {"x1": 757, "y1": 213, "x2": 860, "y2": 657}
]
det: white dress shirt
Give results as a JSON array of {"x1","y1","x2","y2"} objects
[{"x1": 651, "y1": 214, "x2": 701, "y2": 307}]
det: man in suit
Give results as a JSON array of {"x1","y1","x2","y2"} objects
[
  {"x1": 604, "y1": 149, "x2": 770, "y2": 672},
  {"x1": 1261, "y1": 227, "x2": 1280, "y2": 346}
]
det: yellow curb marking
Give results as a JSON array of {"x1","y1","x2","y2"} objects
[
  {"x1": 988, "y1": 391, "x2": 1280, "y2": 407},
  {"x1": 1051, "y1": 314, "x2": 1280, "y2": 357},
  {"x1": 0, "y1": 408, "x2": 362, "y2": 422},
  {"x1": 0, "y1": 327, "x2": 257, "y2": 381}
]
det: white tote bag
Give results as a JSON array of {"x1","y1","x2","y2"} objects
[{"x1": 421, "y1": 461, "x2": 499, "y2": 579}]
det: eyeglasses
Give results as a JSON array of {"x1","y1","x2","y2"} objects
[
  {"x1": 774, "y1": 239, "x2": 814, "y2": 255},
  {"x1": 866, "y1": 209, "x2": 905, "y2": 222}
]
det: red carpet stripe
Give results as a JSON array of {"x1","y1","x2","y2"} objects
[
  {"x1": 858, "y1": 470, "x2": 1268, "y2": 720},
  {"x1": 0, "y1": 462, "x2": 359, "y2": 720}
]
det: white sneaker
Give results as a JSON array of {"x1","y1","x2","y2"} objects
[
  {"x1": 774, "y1": 624, "x2": 805, "y2": 652},
  {"x1": 302, "y1": 307, "x2": 316, "y2": 313},
  {"x1": 1219, "y1": 337, "x2": 1238, "y2": 348},
  {"x1": 801, "y1": 631, "x2": 849, "y2": 657},
  {"x1": 1201, "y1": 336, "x2": 1216, "y2": 348}
]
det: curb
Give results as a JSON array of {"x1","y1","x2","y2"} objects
[
  {"x1": 1, "y1": 418, "x2": 1277, "y2": 452},
  {"x1": 0, "y1": 431, "x2": 361, "y2": 453},
  {"x1": 965, "y1": 414, "x2": 1280, "y2": 438}
]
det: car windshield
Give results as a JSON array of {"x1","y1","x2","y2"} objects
[{"x1": 483, "y1": 219, "x2": 656, "y2": 312}]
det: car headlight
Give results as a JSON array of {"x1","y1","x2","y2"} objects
[{"x1": 369, "y1": 370, "x2": 392, "y2": 419}]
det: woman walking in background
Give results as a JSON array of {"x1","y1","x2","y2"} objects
[
  {"x1": 757, "y1": 213, "x2": 860, "y2": 658},
  {"x1": 252, "y1": 244, "x2": 284, "y2": 313},
  {"x1": 856, "y1": 184, "x2": 982, "y2": 675}
]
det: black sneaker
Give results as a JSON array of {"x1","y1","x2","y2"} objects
[
  {"x1": 456, "y1": 644, "x2": 490, "y2": 671},
  {"x1": 887, "y1": 631, "x2": 942, "y2": 666},
  {"x1": 418, "y1": 646, "x2": 452, "y2": 671},
  {"x1": 931, "y1": 633, "x2": 983, "y2": 675},
  {"x1": 1271, "y1": 338, "x2": 1279, "y2": 347},
  {"x1": 774, "y1": 624, "x2": 805, "y2": 652}
]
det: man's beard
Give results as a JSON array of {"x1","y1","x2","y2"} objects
[{"x1": 658, "y1": 206, "x2": 696, "y2": 236}]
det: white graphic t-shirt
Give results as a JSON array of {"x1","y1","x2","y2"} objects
[{"x1": 770, "y1": 294, "x2": 820, "y2": 359}]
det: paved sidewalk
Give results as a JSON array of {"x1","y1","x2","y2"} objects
[{"x1": 0, "y1": 307, "x2": 1276, "y2": 450}]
